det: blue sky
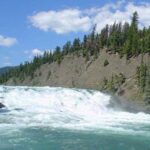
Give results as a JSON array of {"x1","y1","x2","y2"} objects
[{"x1": 0, "y1": 0, "x2": 150, "y2": 67}]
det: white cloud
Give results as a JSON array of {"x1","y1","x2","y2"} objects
[
  {"x1": 29, "y1": 1, "x2": 150, "y2": 34},
  {"x1": 90, "y1": 1, "x2": 150, "y2": 32},
  {"x1": 24, "y1": 49, "x2": 53, "y2": 59},
  {"x1": 24, "y1": 50, "x2": 29, "y2": 54},
  {"x1": 31, "y1": 48, "x2": 44, "y2": 56},
  {"x1": 0, "y1": 35, "x2": 17, "y2": 47},
  {"x1": 26, "y1": 49, "x2": 44, "y2": 59},
  {"x1": 29, "y1": 9, "x2": 91, "y2": 34}
]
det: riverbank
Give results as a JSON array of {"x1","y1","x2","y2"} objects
[{"x1": 4, "y1": 50, "x2": 150, "y2": 108}]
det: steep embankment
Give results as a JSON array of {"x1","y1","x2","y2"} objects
[{"x1": 6, "y1": 50, "x2": 149, "y2": 106}]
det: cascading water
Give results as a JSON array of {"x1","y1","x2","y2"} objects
[{"x1": 0, "y1": 86, "x2": 150, "y2": 150}]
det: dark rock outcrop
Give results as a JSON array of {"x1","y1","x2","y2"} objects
[{"x1": 0, "y1": 102, "x2": 5, "y2": 108}]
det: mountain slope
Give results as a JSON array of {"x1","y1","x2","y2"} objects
[
  {"x1": 1, "y1": 12, "x2": 150, "y2": 109},
  {"x1": 0, "y1": 67, "x2": 13, "y2": 75},
  {"x1": 5, "y1": 50, "x2": 149, "y2": 107}
]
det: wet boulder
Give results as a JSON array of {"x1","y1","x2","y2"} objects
[{"x1": 0, "y1": 102, "x2": 5, "y2": 109}]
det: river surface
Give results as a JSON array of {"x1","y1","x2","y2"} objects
[{"x1": 0, "y1": 86, "x2": 150, "y2": 150}]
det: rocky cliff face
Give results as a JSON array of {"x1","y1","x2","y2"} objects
[{"x1": 6, "y1": 50, "x2": 150, "y2": 106}]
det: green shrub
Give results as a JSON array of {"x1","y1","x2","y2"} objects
[
  {"x1": 136, "y1": 63, "x2": 147, "y2": 92},
  {"x1": 104, "y1": 59, "x2": 109, "y2": 66}
]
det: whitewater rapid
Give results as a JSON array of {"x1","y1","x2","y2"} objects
[{"x1": 0, "y1": 86, "x2": 150, "y2": 136}]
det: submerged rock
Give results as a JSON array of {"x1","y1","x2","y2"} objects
[{"x1": 0, "y1": 102, "x2": 5, "y2": 108}]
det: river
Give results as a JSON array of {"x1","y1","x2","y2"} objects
[{"x1": 0, "y1": 86, "x2": 150, "y2": 150}]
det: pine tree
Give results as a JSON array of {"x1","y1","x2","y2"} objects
[
  {"x1": 63, "y1": 41, "x2": 71, "y2": 55},
  {"x1": 131, "y1": 11, "x2": 139, "y2": 55},
  {"x1": 100, "y1": 24, "x2": 109, "y2": 48}
]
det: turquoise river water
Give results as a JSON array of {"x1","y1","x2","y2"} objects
[{"x1": 0, "y1": 86, "x2": 150, "y2": 150}]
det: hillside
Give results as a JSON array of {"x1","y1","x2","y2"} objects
[
  {"x1": 0, "y1": 67, "x2": 13, "y2": 75},
  {"x1": 1, "y1": 12, "x2": 150, "y2": 109},
  {"x1": 4, "y1": 50, "x2": 150, "y2": 108}
]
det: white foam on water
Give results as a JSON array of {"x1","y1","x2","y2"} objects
[{"x1": 0, "y1": 86, "x2": 150, "y2": 136}]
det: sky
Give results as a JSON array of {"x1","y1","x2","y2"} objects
[{"x1": 1, "y1": 0, "x2": 150, "y2": 67}]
